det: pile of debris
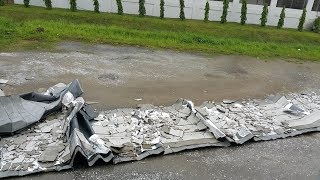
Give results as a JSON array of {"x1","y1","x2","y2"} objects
[
  {"x1": 1, "y1": 80, "x2": 320, "y2": 178},
  {"x1": 196, "y1": 93, "x2": 320, "y2": 143},
  {"x1": 92, "y1": 101, "x2": 228, "y2": 164}
]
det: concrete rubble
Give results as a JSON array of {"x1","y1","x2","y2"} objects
[
  {"x1": 0, "y1": 79, "x2": 8, "y2": 84},
  {"x1": 0, "y1": 89, "x2": 4, "y2": 97},
  {"x1": 1, "y1": 81, "x2": 320, "y2": 178}
]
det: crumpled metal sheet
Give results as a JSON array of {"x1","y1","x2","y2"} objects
[
  {"x1": 64, "y1": 103, "x2": 113, "y2": 167},
  {"x1": 0, "y1": 80, "x2": 83, "y2": 134},
  {"x1": 0, "y1": 81, "x2": 113, "y2": 178}
]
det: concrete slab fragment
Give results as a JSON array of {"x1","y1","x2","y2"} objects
[
  {"x1": 1, "y1": 163, "x2": 11, "y2": 171},
  {"x1": 223, "y1": 99, "x2": 236, "y2": 104},
  {"x1": 12, "y1": 155, "x2": 25, "y2": 164},
  {"x1": 24, "y1": 141, "x2": 36, "y2": 152},
  {"x1": 40, "y1": 126, "x2": 52, "y2": 133},
  {"x1": 0, "y1": 89, "x2": 4, "y2": 97},
  {"x1": 195, "y1": 107, "x2": 208, "y2": 116},
  {"x1": 13, "y1": 136, "x2": 27, "y2": 145},
  {"x1": 196, "y1": 113, "x2": 225, "y2": 139},
  {"x1": 38, "y1": 145, "x2": 64, "y2": 162},
  {"x1": 275, "y1": 96, "x2": 289, "y2": 107},
  {"x1": 169, "y1": 129, "x2": 184, "y2": 137},
  {"x1": 107, "y1": 137, "x2": 131, "y2": 147},
  {"x1": 233, "y1": 127, "x2": 254, "y2": 144},
  {"x1": 0, "y1": 79, "x2": 8, "y2": 84},
  {"x1": 288, "y1": 110, "x2": 320, "y2": 130}
]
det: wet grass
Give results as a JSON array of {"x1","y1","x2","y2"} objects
[{"x1": 0, "y1": 5, "x2": 320, "y2": 60}]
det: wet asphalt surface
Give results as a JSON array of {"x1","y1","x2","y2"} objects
[
  {"x1": 1, "y1": 42, "x2": 320, "y2": 110},
  {"x1": 1, "y1": 42, "x2": 320, "y2": 180}
]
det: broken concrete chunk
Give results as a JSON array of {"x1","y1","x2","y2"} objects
[
  {"x1": 13, "y1": 136, "x2": 27, "y2": 144},
  {"x1": 267, "y1": 94, "x2": 282, "y2": 103},
  {"x1": 38, "y1": 145, "x2": 65, "y2": 162},
  {"x1": 0, "y1": 79, "x2": 8, "y2": 84},
  {"x1": 223, "y1": 99, "x2": 236, "y2": 104},
  {"x1": 0, "y1": 89, "x2": 4, "y2": 97},
  {"x1": 216, "y1": 105, "x2": 226, "y2": 113},
  {"x1": 178, "y1": 107, "x2": 191, "y2": 115},
  {"x1": 60, "y1": 145, "x2": 71, "y2": 163},
  {"x1": 94, "y1": 114, "x2": 105, "y2": 121},
  {"x1": 275, "y1": 96, "x2": 289, "y2": 107},
  {"x1": 284, "y1": 103, "x2": 309, "y2": 115},
  {"x1": 196, "y1": 121, "x2": 207, "y2": 131},
  {"x1": 161, "y1": 126, "x2": 183, "y2": 137},
  {"x1": 273, "y1": 126, "x2": 285, "y2": 134},
  {"x1": 21, "y1": 163, "x2": 32, "y2": 171},
  {"x1": 215, "y1": 121, "x2": 227, "y2": 129},
  {"x1": 229, "y1": 106, "x2": 241, "y2": 112},
  {"x1": 107, "y1": 137, "x2": 131, "y2": 148},
  {"x1": 177, "y1": 119, "x2": 189, "y2": 126},
  {"x1": 1, "y1": 163, "x2": 11, "y2": 171},
  {"x1": 196, "y1": 113, "x2": 226, "y2": 139},
  {"x1": 233, "y1": 127, "x2": 253, "y2": 144},
  {"x1": 24, "y1": 141, "x2": 36, "y2": 152},
  {"x1": 161, "y1": 125, "x2": 170, "y2": 134},
  {"x1": 12, "y1": 154, "x2": 25, "y2": 164},
  {"x1": 209, "y1": 116, "x2": 218, "y2": 123},
  {"x1": 10, "y1": 163, "x2": 19, "y2": 171},
  {"x1": 246, "y1": 124, "x2": 257, "y2": 132},
  {"x1": 40, "y1": 125, "x2": 53, "y2": 133},
  {"x1": 288, "y1": 110, "x2": 320, "y2": 130},
  {"x1": 92, "y1": 125, "x2": 111, "y2": 135},
  {"x1": 169, "y1": 129, "x2": 184, "y2": 137},
  {"x1": 187, "y1": 114, "x2": 200, "y2": 124},
  {"x1": 7, "y1": 145, "x2": 16, "y2": 151},
  {"x1": 195, "y1": 107, "x2": 208, "y2": 116}
]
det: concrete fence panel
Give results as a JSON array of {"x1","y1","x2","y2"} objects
[{"x1": 13, "y1": 0, "x2": 319, "y2": 29}]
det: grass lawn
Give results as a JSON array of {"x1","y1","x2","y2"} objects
[{"x1": 0, "y1": 5, "x2": 320, "y2": 60}]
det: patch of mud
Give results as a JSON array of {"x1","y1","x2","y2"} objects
[
  {"x1": 98, "y1": 73, "x2": 119, "y2": 81},
  {"x1": 97, "y1": 73, "x2": 123, "y2": 86}
]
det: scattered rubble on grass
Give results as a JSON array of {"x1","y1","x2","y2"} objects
[{"x1": 1, "y1": 81, "x2": 320, "y2": 178}]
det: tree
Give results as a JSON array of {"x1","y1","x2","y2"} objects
[
  {"x1": 160, "y1": 0, "x2": 165, "y2": 19},
  {"x1": 24, "y1": 0, "x2": 30, "y2": 7},
  {"x1": 139, "y1": 0, "x2": 146, "y2": 16},
  {"x1": 70, "y1": 0, "x2": 77, "y2": 11},
  {"x1": 298, "y1": 8, "x2": 307, "y2": 31},
  {"x1": 93, "y1": 0, "x2": 99, "y2": 13},
  {"x1": 260, "y1": 3, "x2": 268, "y2": 27},
  {"x1": 44, "y1": 0, "x2": 52, "y2": 10},
  {"x1": 0, "y1": 0, "x2": 4, "y2": 6},
  {"x1": 220, "y1": 0, "x2": 229, "y2": 23},
  {"x1": 179, "y1": 0, "x2": 185, "y2": 20},
  {"x1": 116, "y1": 0, "x2": 123, "y2": 15},
  {"x1": 240, "y1": 0, "x2": 247, "y2": 25},
  {"x1": 277, "y1": 6, "x2": 285, "y2": 29},
  {"x1": 204, "y1": 1, "x2": 209, "y2": 22},
  {"x1": 313, "y1": 17, "x2": 320, "y2": 33}
]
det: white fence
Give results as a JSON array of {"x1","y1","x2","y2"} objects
[{"x1": 14, "y1": 0, "x2": 320, "y2": 29}]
